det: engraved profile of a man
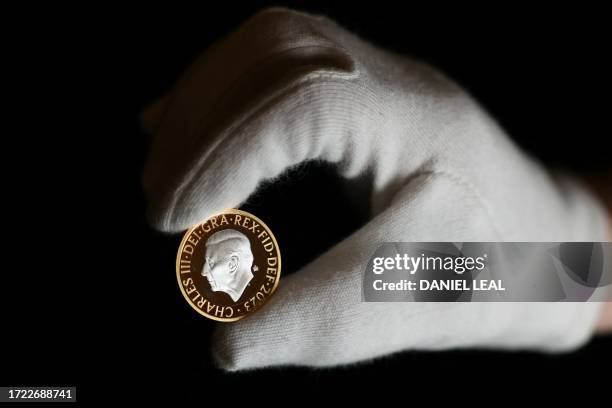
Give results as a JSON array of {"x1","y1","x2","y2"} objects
[{"x1": 201, "y1": 229, "x2": 255, "y2": 301}]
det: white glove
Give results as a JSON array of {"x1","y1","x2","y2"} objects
[{"x1": 142, "y1": 8, "x2": 609, "y2": 370}]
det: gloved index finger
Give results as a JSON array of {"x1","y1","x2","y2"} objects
[{"x1": 142, "y1": 8, "x2": 359, "y2": 232}]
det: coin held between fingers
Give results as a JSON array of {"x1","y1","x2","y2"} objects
[{"x1": 176, "y1": 209, "x2": 282, "y2": 322}]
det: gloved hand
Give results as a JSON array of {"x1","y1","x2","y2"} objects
[{"x1": 142, "y1": 8, "x2": 608, "y2": 370}]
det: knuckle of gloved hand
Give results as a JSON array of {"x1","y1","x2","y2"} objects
[{"x1": 240, "y1": 7, "x2": 332, "y2": 50}]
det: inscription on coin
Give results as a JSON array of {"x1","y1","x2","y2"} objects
[{"x1": 176, "y1": 209, "x2": 281, "y2": 321}]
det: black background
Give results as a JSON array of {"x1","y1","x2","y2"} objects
[{"x1": 2, "y1": 1, "x2": 610, "y2": 403}]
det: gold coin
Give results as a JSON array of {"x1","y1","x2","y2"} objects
[{"x1": 176, "y1": 209, "x2": 281, "y2": 322}]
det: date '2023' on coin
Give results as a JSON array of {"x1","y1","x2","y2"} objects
[{"x1": 176, "y1": 209, "x2": 281, "y2": 322}]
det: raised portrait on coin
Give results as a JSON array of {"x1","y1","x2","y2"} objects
[{"x1": 201, "y1": 229, "x2": 255, "y2": 301}]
